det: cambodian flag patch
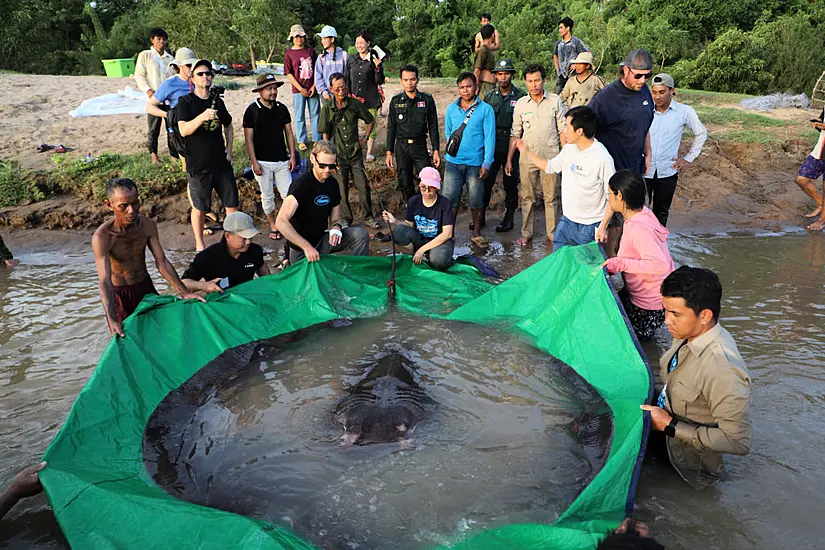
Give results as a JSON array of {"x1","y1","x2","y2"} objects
[
  {"x1": 510, "y1": 100, "x2": 517, "y2": 106},
  {"x1": 417, "y1": 101, "x2": 425, "y2": 108}
]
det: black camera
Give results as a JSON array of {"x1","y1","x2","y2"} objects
[{"x1": 208, "y1": 85, "x2": 226, "y2": 108}]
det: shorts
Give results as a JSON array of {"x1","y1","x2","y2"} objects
[
  {"x1": 798, "y1": 155, "x2": 825, "y2": 180},
  {"x1": 188, "y1": 168, "x2": 239, "y2": 213},
  {"x1": 552, "y1": 215, "x2": 599, "y2": 252},
  {"x1": 619, "y1": 288, "x2": 665, "y2": 340},
  {"x1": 113, "y1": 277, "x2": 158, "y2": 322}
]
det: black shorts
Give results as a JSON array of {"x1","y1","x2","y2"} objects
[{"x1": 188, "y1": 168, "x2": 239, "y2": 212}]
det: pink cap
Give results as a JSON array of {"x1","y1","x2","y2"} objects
[{"x1": 418, "y1": 167, "x2": 441, "y2": 189}]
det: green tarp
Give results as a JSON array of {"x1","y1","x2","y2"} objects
[{"x1": 41, "y1": 242, "x2": 651, "y2": 549}]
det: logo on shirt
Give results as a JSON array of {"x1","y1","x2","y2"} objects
[
  {"x1": 569, "y1": 162, "x2": 583, "y2": 174},
  {"x1": 244, "y1": 263, "x2": 255, "y2": 268},
  {"x1": 510, "y1": 100, "x2": 517, "y2": 107},
  {"x1": 413, "y1": 215, "x2": 439, "y2": 238},
  {"x1": 417, "y1": 101, "x2": 425, "y2": 108},
  {"x1": 643, "y1": 100, "x2": 649, "y2": 106},
  {"x1": 298, "y1": 56, "x2": 313, "y2": 80},
  {"x1": 314, "y1": 195, "x2": 331, "y2": 206}
]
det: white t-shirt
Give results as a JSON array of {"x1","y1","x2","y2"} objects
[{"x1": 546, "y1": 139, "x2": 616, "y2": 225}]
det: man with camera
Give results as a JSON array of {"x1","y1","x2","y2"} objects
[{"x1": 177, "y1": 59, "x2": 239, "y2": 251}]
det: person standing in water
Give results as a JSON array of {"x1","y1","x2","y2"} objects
[{"x1": 92, "y1": 178, "x2": 203, "y2": 337}]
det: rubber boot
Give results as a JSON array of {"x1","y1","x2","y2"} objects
[{"x1": 495, "y1": 208, "x2": 515, "y2": 232}]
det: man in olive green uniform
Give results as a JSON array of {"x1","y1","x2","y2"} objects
[
  {"x1": 386, "y1": 64, "x2": 441, "y2": 201},
  {"x1": 474, "y1": 24, "x2": 497, "y2": 99},
  {"x1": 319, "y1": 72, "x2": 377, "y2": 227},
  {"x1": 481, "y1": 59, "x2": 525, "y2": 233}
]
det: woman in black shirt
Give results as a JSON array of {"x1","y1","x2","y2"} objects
[{"x1": 346, "y1": 29, "x2": 385, "y2": 162}]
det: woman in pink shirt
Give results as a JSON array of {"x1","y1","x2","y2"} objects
[{"x1": 603, "y1": 169, "x2": 675, "y2": 339}]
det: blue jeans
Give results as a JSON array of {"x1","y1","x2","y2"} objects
[
  {"x1": 292, "y1": 93, "x2": 320, "y2": 144},
  {"x1": 552, "y1": 216, "x2": 599, "y2": 252},
  {"x1": 442, "y1": 161, "x2": 484, "y2": 209},
  {"x1": 391, "y1": 224, "x2": 454, "y2": 271}
]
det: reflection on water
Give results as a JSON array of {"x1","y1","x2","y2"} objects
[
  {"x1": 144, "y1": 315, "x2": 611, "y2": 549},
  {"x1": 1, "y1": 232, "x2": 824, "y2": 549}
]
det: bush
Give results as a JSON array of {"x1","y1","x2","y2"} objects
[
  {"x1": 679, "y1": 29, "x2": 772, "y2": 94},
  {"x1": 0, "y1": 161, "x2": 46, "y2": 207}
]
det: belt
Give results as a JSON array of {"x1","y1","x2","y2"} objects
[{"x1": 397, "y1": 136, "x2": 426, "y2": 144}]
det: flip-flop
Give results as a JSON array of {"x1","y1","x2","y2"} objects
[
  {"x1": 298, "y1": 143, "x2": 308, "y2": 151},
  {"x1": 277, "y1": 258, "x2": 290, "y2": 271},
  {"x1": 470, "y1": 235, "x2": 489, "y2": 248},
  {"x1": 205, "y1": 212, "x2": 220, "y2": 223},
  {"x1": 268, "y1": 230, "x2": 282, "y2": 240},
  {"x1": 365, "y1": 219, "x2": 381, "y2": 229}
]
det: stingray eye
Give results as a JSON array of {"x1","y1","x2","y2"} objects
[{"x1": 396, "y1": 424, "x2": 407, "y2": 432}]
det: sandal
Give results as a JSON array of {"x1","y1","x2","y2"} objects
[
  {"x1": 268, "y1": 230, "x2": 282, "y2": 240},
  {"x1": 365, "y1": 218, "x2": 380, "y2": 229},
  {"x1": 470, "y1": 235, "x2": 489, "y2": 248},
  {"x1": 516, "y1": 237, "x2": 532, "y2": 247},
  {"x1": 205, "y1": 212, "x2": 220, "y2": 223},
  {"x1": 277, "y1": 258, "x2": 290, "y2": 271},
  {"x1": 298, "y1": 143, "x2": 308, "y2": 152}
]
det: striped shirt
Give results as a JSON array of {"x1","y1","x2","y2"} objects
[{"x1": 646, "y1": 99, "x2": 708, "y2": 179}]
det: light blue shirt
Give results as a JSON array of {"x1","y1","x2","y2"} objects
[
  {"x1": 444, "y1": 97, "x2": 496, "y2": 169},
  {"x1": 646, "y1": 99, "x2": 708, "y2": 178},
  {"x1": 314, "y1": 48, "x2": 349, "y2": 98},
  {"x1": 154, "y1": 75, "x2": 191, "y2": 108}
]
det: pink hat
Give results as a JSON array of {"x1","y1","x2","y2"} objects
[{"x1": 418, "y1": 167, "x2": 441, "y2": 190}]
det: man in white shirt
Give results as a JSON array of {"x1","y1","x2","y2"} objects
[
  {"x1": 134, "y1": 28, "x2": 175, "y2": 165},
  {"x1": 516, "y1": 106, "x2": 616, "y2": 252},
  {"x1": 645, "y1": 73, "x2": 708, "y2": 227}
]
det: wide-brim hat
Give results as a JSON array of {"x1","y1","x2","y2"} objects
[
  {"x1": 170, "y1": 47, "x2": 198, "y2": 67},
  {"x1": 252, "y1": 73, "x2": 285, "y2": 92},
  {"x1": 570, "y1": 52, "x2": 594, "y2": 66},
  {"x1": 289, "y1": 24, "x2": 307, "y2": 39}
]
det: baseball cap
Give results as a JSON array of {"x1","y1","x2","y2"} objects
[
  {"x1": 289, "y1": 24, "x2": 307, "y2": 39},
  {"x1": 620, "y1": 49, "x2": 653, "y2": 71},
  {"x1": 223, "y1": 212, "x2": 260, "y2": 239},
  {"x1": 169, "y1": 47, "x2": 198, "y2": 67},
  {"x1": 318, "y1": 25, "x2": 338, "y2": 38},
  {"x1": 192, "y1": 59, "x2": 212, "y2": 72},
  {"x1": 652, "y1": 73, "x2": 675, "y2": 88},
  {"x1": 252, "y1": 73, "x2": 284, "y2": 92},
  {"x1": 419, "y1": 167, "x2": 441, "y2": 190}
]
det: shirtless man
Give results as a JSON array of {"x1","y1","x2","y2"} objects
[
  {"x1": 473, "y1": 13, "x2": 500, "y2": 52},
  {"x1": 92, "y1": 177, "x2": 203, "y2": 337}
]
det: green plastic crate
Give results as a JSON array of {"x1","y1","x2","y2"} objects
[{"x1": 102, "y1": 58, "x2": 135, "y2": 78}]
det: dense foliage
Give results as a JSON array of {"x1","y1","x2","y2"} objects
[{"x1": 1, "y1": 0, "x2": 824, "y2": 94}]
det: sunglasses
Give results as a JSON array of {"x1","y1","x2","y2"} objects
[
  {"x1": 195, "y1": 71, "x2": 213, "y2": 77},
  {"x1": 419, "y1": 185, "x2": 437, "y2": 192},
  {"x1": 316, "y1": 161, "x2": 338, "y2": 170},
  {"x1": 632, "y1": 71, "x2": 652, "y2": 80}
]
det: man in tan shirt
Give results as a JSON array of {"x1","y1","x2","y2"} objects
[
  {"x1": 506, "y1": 64, "x2": 565, "y2": 246},
  {"x1": 134, "y1": 27, "x2": 174, "y2": 165},
  {"x1": 560, "y1": 52, "x2": 605, "y2": 108},
  {"x1": 642, "y1": 266, "x2": 752, "y2": 488}
]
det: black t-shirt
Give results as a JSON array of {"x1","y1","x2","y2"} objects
[
  {"x1": 405, "y1": 194, "x2": 455, "y2": 241},
  {"x1": 589, "y1": 80, "x2": 654, "y2": 173},
  {"x1": 177, "y1": 92, "x2": 233, "y2": 175},
  {"x1": 287, "y1": 170, "x2": 341, "y2": 247},
  {"x1": 182, "y1": 238, "x2": 264, "y2": 288},
  {"x1": 242, "y1": 99, "x2": 291, "y2": 162}
]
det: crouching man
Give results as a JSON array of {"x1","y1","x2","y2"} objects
[
  {"x1": 382, "y1": 167, "x2": 455, "y2": 271},
  {"x1": 276, "y1": 140, "x2": 369, "y2": 263},
  {"x1": 642, "y1": 266, "x2": 752, "y2": 488}
]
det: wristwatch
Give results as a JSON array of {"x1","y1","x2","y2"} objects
[{"x1": 664, "y1": 418, "x2": 679, "y2": 438}]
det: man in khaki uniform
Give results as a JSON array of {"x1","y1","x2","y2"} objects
[
  {"x1": 506, "y1": 64, "x2": 565, "y2": 246},
  {"x1": 560, "y1": 52, "x2": 605, "y2": 108},
  {"x1": 642, "y1": 266, "x2": 752, "y2": 488}
]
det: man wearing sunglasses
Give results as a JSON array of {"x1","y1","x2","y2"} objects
[
  {"x1": 276, "y1": 140, "x2": 370, "y2": 263},
  {"x1": 177, "y1": 59, "x2": 239, "y2": 251},
  {"x1": 588, "y1": 49, "x2": 655, "y2": 176}
]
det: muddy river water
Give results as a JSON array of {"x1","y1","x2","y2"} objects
[{"x1": 0, "y1": 229, "x2": 823, "y2": 548}]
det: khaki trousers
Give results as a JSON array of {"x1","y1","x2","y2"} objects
[{"x1": 519, "y1": 160, "x2": 562, "y2": 239}]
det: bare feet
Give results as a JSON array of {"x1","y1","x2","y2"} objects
[
  {"x1": 805, "y1": 205, "x2": 823, "y2": 218},
  {"x1": 3, "y1": 259, "x2": 19, "y2": 267},
  {"x1": 151, "y1": 153, "x2": 160, "y2": 166},
  {"x1": 807, "y1": 219, "x2": 825, "y2": 231},
  {"x1": 516, "y1": 237, "x2": 532, "y2": 247}
]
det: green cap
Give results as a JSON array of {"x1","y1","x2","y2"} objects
[{"x1": 494, "y1": 59, "x2": 516, "y2": 73}]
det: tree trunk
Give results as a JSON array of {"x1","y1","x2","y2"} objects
[{"x1": 249, "y1": 44, "x2": 256, "y2": 70}]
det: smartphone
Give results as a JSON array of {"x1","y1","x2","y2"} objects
[{"x1": 218, "y1": 277, "x2": 230, "y2": 290}]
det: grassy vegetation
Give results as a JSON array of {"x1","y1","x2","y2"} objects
[
  {"x1": 692, "y1": 106, "x2": 786, "y2": 127},
  {"x1": 712, "y1": 129, "x2": 783, "y2": 146}
]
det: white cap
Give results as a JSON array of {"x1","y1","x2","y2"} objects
[{"x1": 223, "y1": 212, "x2": 259, "y2": 239}]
